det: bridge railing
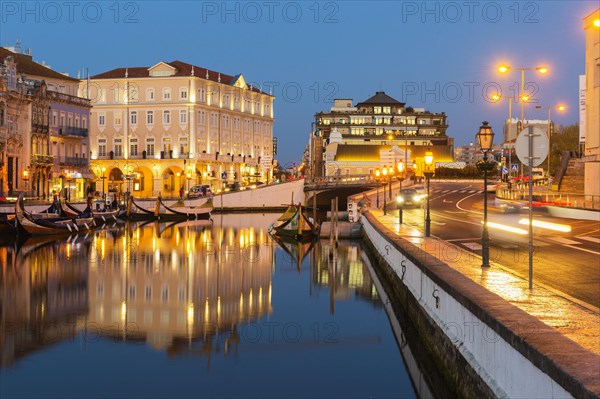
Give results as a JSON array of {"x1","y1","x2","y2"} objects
[{"x1": 304, "y1": 175, "x2": 377, "y2": 189}]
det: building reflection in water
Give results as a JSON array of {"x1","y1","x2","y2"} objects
[
  {"x1": 86, "y1": 218, "x2": 274, "y2": 359},
  {"x1": 1, "y1": 214, "x2": 382, "y2": 368},
  {"x1": 309, "y1": 241, "x2": 380, "y2": 314},
  {"x1": 0, "y1": 237, "x2": 90, "y2": 367}
]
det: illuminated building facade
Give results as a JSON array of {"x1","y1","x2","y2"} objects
[
  {"x1": 311, "y1": 92, "x2": 453, "y2": 178},
  {"x1": 86, "y1": 61, "x2": 275, "y2": 197}
]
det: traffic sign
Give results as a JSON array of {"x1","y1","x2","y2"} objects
[
  {"x1": 511, "y1": 164, "x2": 518, "y2": 171},
  {"x1": 502, "y1": 167, "x2": 508, "y2": 174},
  {"x1": 515, "y1": 127, "x2": 548, "y2": 167},
  {"x1": 221, "y1": 172, "x2": 227, "y2": 180}
]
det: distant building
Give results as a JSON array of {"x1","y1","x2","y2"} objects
[
  {"x1": 310, "y1": 91, "x2": 453, "y2": 179},
  {"x1": 583, "y1": 9, "x2": 600, "y2": 198},
  {"x1": 455, "y1": 142, "x2": 503, "y2": 167}
]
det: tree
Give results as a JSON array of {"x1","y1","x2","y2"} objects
[{"x1": 550, "y1": 123, "x2": 580, "y2": 175}]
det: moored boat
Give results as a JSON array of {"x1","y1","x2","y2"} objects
[
  {"x1": 15, "y1": 193, "x2": 94, "y2": 237},
  {"x1": 268, "y1": 203, "x2": 319, "y2": 242},
  {"x1": 126, "y1": 196, "x2": 212, "y2": 221},
  {"x1": 62, "y1": 198, "x2": 121, "y2": 224}
]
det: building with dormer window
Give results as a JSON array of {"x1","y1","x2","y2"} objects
[{"x1": 86, "y1": 60, "x2": 275, "y2": 197}]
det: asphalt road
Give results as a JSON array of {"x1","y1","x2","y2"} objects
[{"x1": 385, "y1": 180, "x2": 600, "y2": 309}]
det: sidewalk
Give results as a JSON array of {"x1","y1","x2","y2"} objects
[{"x1": 370, "y1": 209, "x2": 600, "y2": 356}]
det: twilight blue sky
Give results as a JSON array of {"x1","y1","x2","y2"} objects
[{"x1": 1, "y1": 1, "x2": 597, "y2": 165}]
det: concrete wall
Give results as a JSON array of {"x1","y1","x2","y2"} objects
[
  {"x1": 210, "y1": 179, "x2": 304, "y2": 209},
  {"x1": 361, "y1": 212, "x2": 597, "y2": 398}
]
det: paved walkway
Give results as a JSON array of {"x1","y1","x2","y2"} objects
[{"x1": 370, "y1": 209, "x2": 600, "y2": 356}]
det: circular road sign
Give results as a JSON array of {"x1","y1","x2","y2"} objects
[{"x1": 515, "y1": 127, "x2": 548, "y2": 167}]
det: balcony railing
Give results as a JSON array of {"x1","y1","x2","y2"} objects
[
  {"x1": 47, "y1": 90, "x2": 91, "y2": 107},
  {"x1": 57, "y1": 126, "x2": 89, "y2": 137},
  {"x1": 31, "y1": 154, "x2": 54, "y2": 164},
  {"x1": 58, "y1": 157, "x2": 89, "y2": 167}
]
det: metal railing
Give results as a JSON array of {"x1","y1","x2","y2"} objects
[
  {"x1": 58, "y1": 157, "x2": 89, "y2": 167},
  {"x1": 304, "y1": 174, "x2": 377, "y2": 189},
  {"x1": 497, "y1": 187, "x2": 600, "y2": 210},
  {"x1": 58, "y1": 126, "x2": 89, "y2": 137}
]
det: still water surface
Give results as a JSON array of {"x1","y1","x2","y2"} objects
[{"x1": 0, "y1": 214, "x2": 419, "y2": 398}]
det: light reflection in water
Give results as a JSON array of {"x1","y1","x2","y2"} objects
[{"x1": 0, "y1": 215, "x2": 380, "y2": 368}]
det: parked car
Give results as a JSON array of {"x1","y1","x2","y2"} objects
[
  {"x1": 396, "y1": 188, "x2": 425, "y2": 207},
  {"x1": 187, "y1": 185, "x2": 211, "y2": 198},
  {"x1": 224, "y1": 182, "x2": 241, "y2": 192}
]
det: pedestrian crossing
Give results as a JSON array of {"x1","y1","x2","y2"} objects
[{"x1": 431, "y1": 189, "x2": 482, "y2": 194}]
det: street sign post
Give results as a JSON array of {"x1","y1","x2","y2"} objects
[
  {"x1": 511, "y1": 164, "x2": 518, "y2": 172},
  {"x1": 516, "y1": 126, "x2": 548, "y2": 290}
]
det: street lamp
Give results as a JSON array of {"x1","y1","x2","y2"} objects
[
  {"x1": 22, "y1": 170, "x2": 29, "y2": 197},
  {"x1": 382, "y1": 166, "x2": 389, "y2": 215},
  {"x1": 497, "y1": 64, "x2": 548, "y2": 120},
  {"x1": 375, "y1": 168, "x2": 381, "y2": 208},
  {"x1": 423, "y1": 151, "x2": 434, "y2": 237},
  {"x1": 490, "y1": 93, "x2": 514, "y2": 181},
  {"x1": 101, "y1": 166, "x2": 107, "y2": 200},
  {"x1": 476, "y1": 121, "x2": 496, "y2": 268},
  {"x1": 396, "y1": 161, "x2": 405, "y2": 224},
  {"x1": 535, "y1": 104, "x2": 566, "y2": 181}
]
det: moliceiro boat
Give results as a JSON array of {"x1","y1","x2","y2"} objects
[
  {"x1": 126, "y1": 196, "x2": 213, "y2": 221},
  {"x1": 62, "y1": 198, "x2": 121, "y2": 224},
  {"x1": 269, "y1": 204, "x2": 320, "y2": 242},
  {"x1": 15, "y1": 193, "x2": 94, "y2": 237}
]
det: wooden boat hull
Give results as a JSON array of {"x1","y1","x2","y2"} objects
[
  {"x1": 63, "y1": 199, "x2": 121, "y2": 224},
  {"x1": 15, "y1": 194, "x2": 94, "y2": 237},
  {"x1": 126, "y1": 196, "x2": 212, "y2": 221},
  {"x1": 269, "y1": 204, "x2": 319, "y2": 242}
]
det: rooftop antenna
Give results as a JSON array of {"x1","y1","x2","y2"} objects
[{"x1": 15, "y1": 39, "x2": 21, "y2": 53}]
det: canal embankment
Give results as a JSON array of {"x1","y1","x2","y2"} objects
[{"x1": 360, "y1": 210, "x2": 600, "y2": 399}]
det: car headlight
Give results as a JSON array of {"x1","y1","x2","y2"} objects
[
  {"x1": 413, "y1": 195, "x2": 423, "y2": 202},
  {"x1": 396, "y1": 196, "x2": 404, "y2": 204}
]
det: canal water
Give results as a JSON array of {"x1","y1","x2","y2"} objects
[{"x1": 0, "y1": 214, "x2": 431, "y2": 398}]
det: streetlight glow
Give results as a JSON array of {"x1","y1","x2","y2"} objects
[
  {"x1": 536, "y1": 67, "x2": 548, "y2": 74},
  {"x1": 594, "y1": 18, "x2": 600, "y2": 27},
  {"x1": 498, "y1": 65, "x2": 510, "y2": 73},
  {"x1": 424, "y1": 151, "x2": 433, "y2": 166}
]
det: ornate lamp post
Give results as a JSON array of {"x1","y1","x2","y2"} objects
[
  {"x1": 101, "y1": 166, "x2": 107, "y2": 200},
  {"x1": 423, "y1": 151, "x2": 434, "y2": 237},
  {"x1": 382, "y1": 166, "x2": 389, "y2": 215},
  {"x1": 476, "y1": 121, "x2": 496, "y2": 267},
  {"x1": 375, "y1": 168, "x2": 381, "y2": 208},
  {"x1": 22, "y1": 170, "x2": 30, "y2": 197},
  {"x1": 396, "y1": 161, "x2": 405, "y2": 224}
]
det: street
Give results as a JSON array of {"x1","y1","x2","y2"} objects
[{"x1": 375, "y1": 180, "x2": 600, "y2": 309}]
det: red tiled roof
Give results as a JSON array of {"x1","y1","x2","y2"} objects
[
  {"x1": 91, "y1": 60, "x2": 271, "y2": 96},
  {"x1": 0, "y1": 47, "x2": 80, "y2": 82}
]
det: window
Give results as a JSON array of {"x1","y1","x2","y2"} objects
[
  {"x1": 82, "y1": 117, "x2": 87, "y2": 129},
  {"x1": 113, "y1": 86, "x2": 121, "y2": 103},
  {"x1": 179, "y1": 137, "x2": 188, "y2": 155},
  {"x1": 383, "y1": 106, "x2": 391, "y2": 114},
  {"x1": 180, "y1": 110, "x2": 187, "y2": 124},
  {"x1": 98, "y1": 113, "x2": 106, "y2": 126},
  {"x1": 163, "y1": 110, "x2": 170, "y2": 124},
  {"x1": 163, "y1": 88, "x2": 171, "y2": 100},
  {"x1": 114, "y1": 138, "x2": 123, "y2": 157},
  {"x1": 128, "y1": 285, "x2": 136, "y2": 300},
  {"x1": 374, "y1": 106, "x2": 382, "y2": 114},
  {"x1": 223, "y1": 115, "x2": 229, "y2": 129},
  {"x1": 210, "y1": 113, "x2": 217, "y2": 127},
  {"x1": 52, "y1": 111, "x2": 58, "y2": 126},
  {"x1": 146, "y1": 88, "x2": 154, "y2": 101},
  {"x1": 162, "y1": 137, "x2": 172, "y2": 153},
  {"x1": 130, "y1": 138, "x2": 138, "y2": 157},
  {"x1": 198, "y1": 111, "x2": 206, "y2": 125},
  {"x1": 114, "y1": 112, "x2": 122, "y2": 126},
  {"x1": 147, "y1": 111, "x2": 154, "y2": 125},
  {"x1": 98, "y1": 138, "x2": 107, "y2": 157},
  {"x1": 130, "y1": 111, "x2": 137, "y2": 125},
  {"x1": 180, "y1": 89, "x2": 188, "y2": 100},
  {"x1": 146, "y1": 137, "x2": 155, "y2": 156},
  {"x1": 98, "y1": 89, "x2": 106, "y2": 103}
]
